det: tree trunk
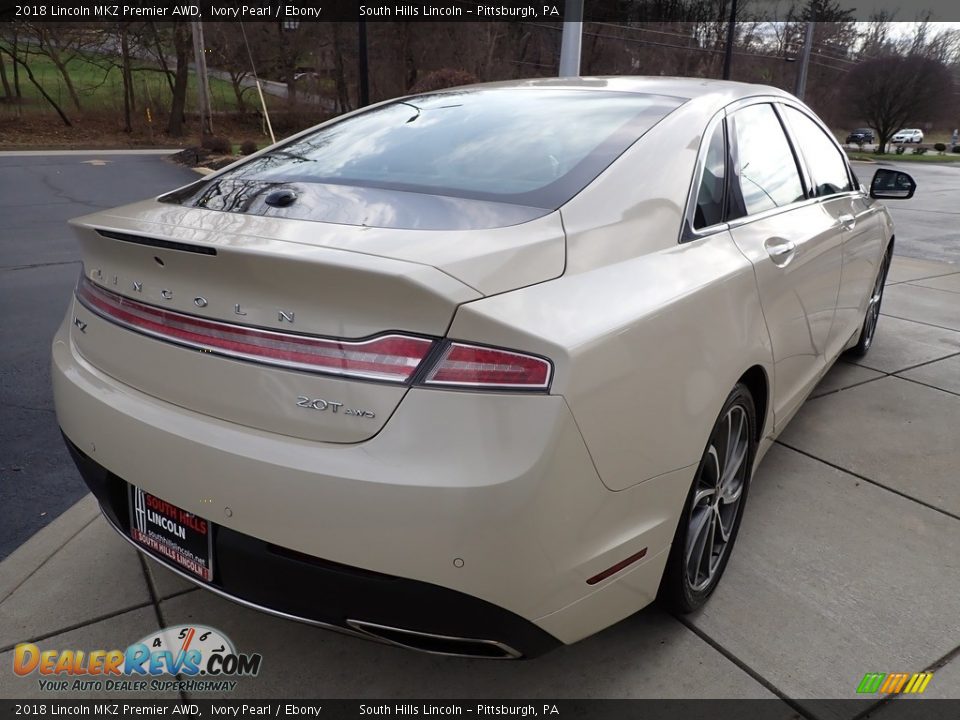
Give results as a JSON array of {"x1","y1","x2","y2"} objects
[
  {"x1": 150, "y1": 22, "x2": 176, "y2": 96},
  {"x1": 167, "y1": 24, "x2": 191, "y2": 136},
  {"x1": 230, "y1": 73, "x2": 248, "y2": 113},
  {"x1": 120, "y1": 24, "x2": 134, "y2": 133},
  {"x1": 40, "y1": 29, "x2": 83, "y2": 112},
  {"x1": 276, "y1": 24, "x2": 298, "y2": 108},
  {"x1": 2, "y1": 46, "x2": 71, "y2": 126},
  {"x1": 11, "y1": 26, "x2": 22, "y2": 102},
  {"x1": 0, "y1": 49, "x2": 12, "y2": 100},
  {"x1": 331, "y1": 24, "x2": 350, "y2": 113}
]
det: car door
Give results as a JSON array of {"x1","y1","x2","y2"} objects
[
  {"x1": 778, "y1": 104, "x2": 886, "y2": 359},
  {"x1": 725, "y1": 101, "x2": 843, "y2": 432}
]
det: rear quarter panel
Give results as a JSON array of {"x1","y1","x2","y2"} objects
[{"x1": 447, "y1": 231, "x2": 774, "y2": 491}]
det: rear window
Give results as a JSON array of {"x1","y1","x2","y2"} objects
[{"x1": 184, "y1": 88, "x2": 684, "y2": 209}]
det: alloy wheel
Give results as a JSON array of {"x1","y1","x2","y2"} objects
[
  {"x1": 862, "y1": 253, "x2": 890, "y2": 351},
  {"x1": 684, "y1": 404, "x2": 750, "y2": 593}
]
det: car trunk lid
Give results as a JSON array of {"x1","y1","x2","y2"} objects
[{"x1": 66, "y1": 201, "x2": 564, "y2": 443}]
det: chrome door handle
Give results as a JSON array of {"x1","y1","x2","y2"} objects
[
  {"x1": 764, "y1": 237, "x2": 796, "y2": 265},
  {"x1": 838, "y1": 213, "x2": 856, "y2": 231}
]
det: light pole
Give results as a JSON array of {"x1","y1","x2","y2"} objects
[
  {"x1": 794, "y1": 21, "x2": 815, "y2": 100},
  {"x1": 558, "y1": 0, "x2": 583, "y2": 77},
  {"x1": 190, "y1": 21, "x2": 213, "y2": 136},
  {"x1": 721, "y1": 0, "x2": 737, "y2": 80}
]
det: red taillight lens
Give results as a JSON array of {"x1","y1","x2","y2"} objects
[
  {"x1": 75, "y1": 276, "x2": 434, "y2": 383},
  {"x1": 421, "y1": 342, "x2": 552, "y2": 391}
]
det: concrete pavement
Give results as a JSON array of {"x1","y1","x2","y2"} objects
[{"x1": 1, "y1": 253, "x2": 958, "y2": 712}]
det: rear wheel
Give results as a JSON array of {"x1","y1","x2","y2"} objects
[
  {"x1": 661, "y1": 383, "x2": 756, "y2": 613},
  {"x1": 846, "y1": 246, "x2": 892, "y2": 358}
]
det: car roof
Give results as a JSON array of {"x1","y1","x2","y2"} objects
[{"x1": 414, "y1": 76, "x2": 795, "y2": 117}]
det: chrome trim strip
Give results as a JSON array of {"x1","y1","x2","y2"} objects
[
  {"x1": 76, "y1": 276, "x2": 433, "y2": 384},
  {"x1": 345, "y1": 619, "x2": 522, "y2": 660},
  {"x1": 99, "y1": 510, "x2": 523, "y2": 660},
  {"x1": 100, "y1": 510, "x2": 376, "y2": 645},
  {"x1": 680, "y1": 94, "x2": 865, "y2": 243}
]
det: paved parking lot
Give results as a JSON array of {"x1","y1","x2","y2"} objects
[{"x1": 1, "y1": 152, "x2": 958, "y2": 714}]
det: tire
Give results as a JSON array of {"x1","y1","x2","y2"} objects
[
  {"x1": 660, "y1": 383, "x2": 757, "y2": 613},
  {"x1": 846, "y1": 245, "x2": 892, "y2": 358}
]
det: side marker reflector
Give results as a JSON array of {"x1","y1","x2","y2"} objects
[{"x1": 586, "y1": 548, "x2": 648, "y2": 586}]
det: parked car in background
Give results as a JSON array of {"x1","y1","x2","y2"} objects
[
  {"x1": 846, "y1": 128, "x2": 875, "y2": 144},
  {"x1": 892, "y1": 128, "x2": 924, "y2": 143},
  {"x1": 54, "y1": 77, "x2": 917, "y2": 659}
]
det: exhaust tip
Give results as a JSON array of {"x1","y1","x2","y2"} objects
[{"x1": 346, "y1": 620, "x2": 522, "y2": 659}]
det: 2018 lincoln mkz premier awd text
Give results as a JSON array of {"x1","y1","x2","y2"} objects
[{"x1": 53, "y1": 77, "x2": 917, "y2": 659}]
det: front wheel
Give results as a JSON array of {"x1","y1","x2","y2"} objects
[
  {"x1": 660, "y1": 383, "x2": 756, "y2": 613},
  {"x1": 846, "y1": 246, "x2": 892, "y2": 357}
]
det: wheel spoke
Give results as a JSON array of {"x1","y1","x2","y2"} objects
[
  {"x1": 701, "y1": 510, "x2": 717, "y2": 580},
  {"x1": 686, "y1": 507, "x2": 711, "y2": 585},
  {"x1": 716, "y1": 503, "x2": 734, "y2": 542},
  {"x1": 693, "y1": 487, "x2": 716, "y2": 507},
  {"x1": 720, "y1": 412, "x2": 747, "y2": 491}
]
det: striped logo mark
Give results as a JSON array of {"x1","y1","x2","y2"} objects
[
  {"x1": 134, "y1": 487, "x2": 148, "y2": 535},
  {"x1": 857, "y1": 672, "x2": 933, "y2": 695}
]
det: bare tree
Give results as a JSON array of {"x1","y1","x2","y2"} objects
[
  {"x1": 206, "y1": 23, "x2": 253, "y2": 113},
  {"x1": 0, "y1": 47, "x2": 12, "y2": 100},
  {"x1": 22, "y1": 22, "x2": 91, "y2": 111},
  {"x1": 846, "y1": 54, "x2": 953, "y2": 153},
  {"x1": 119, "y1": 23, "x2": 135, "y2": 132},
  {"x1": 0, "y1": 44, "x2": 72, "y2": 125},
  {"x1": 166, "y1": 23, "x2": 192, "y2": 136}
]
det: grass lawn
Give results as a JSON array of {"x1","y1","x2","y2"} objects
[
  {"x1": 0, "y1": 48, "x2": 249, "y2": 117},
  {"x1": 846, "y1": 150, "x2": 960, "y2": 163}
]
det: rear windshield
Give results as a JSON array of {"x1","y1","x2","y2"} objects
[{"x1": 182, "y1": 88, "x2": 684, "y2": 209}]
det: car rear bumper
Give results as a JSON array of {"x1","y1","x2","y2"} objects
[
  {"x1": 65, "y1": 435, "x2": 555, "y2": 658},
  {"x1": 52, "y1": 314, "x2": 686, "y2": 654}
]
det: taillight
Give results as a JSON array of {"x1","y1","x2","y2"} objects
[
  {"x1": 76, "y1": 276, "x2": 433, "y2": 383},
  {"x1": 76, "y1": 276, "x2": 552, "y2": 391},
  {"x1": 420, "y1": 342, "x2": 552, "y2": 391}
]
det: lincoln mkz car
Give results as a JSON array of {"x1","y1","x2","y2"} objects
[{"x1": 53, "y1": 78, "x2": 916, "y2": 659}]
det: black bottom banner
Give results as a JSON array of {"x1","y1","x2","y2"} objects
[{"x1": 2, "y1": 700, "x2": 959, "y2": 720}]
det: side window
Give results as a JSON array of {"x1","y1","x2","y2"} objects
[
  {"x1": 781, "y1": 106, "x2": 853, "y2": 197},
  {"x1": 729, "y1": 104, "x2": 806, "y2": 218},
  {"x1": 693, "y1": 121, "x2": 726, "y2": 230}
]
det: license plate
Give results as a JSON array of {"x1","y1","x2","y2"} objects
[{"x1": 128, "y1": 485, "x2": 213, "y2": 582}]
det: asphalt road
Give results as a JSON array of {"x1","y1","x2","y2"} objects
[
  {"x1": 867, "y1": 161, "x2": 960, "y2": 264},
  {"x1": 0, "y1": 153, "x2": 957, "y2": 560},
  {"x1": 0, "y1": 152, "x2": 198, "y2": 559}
]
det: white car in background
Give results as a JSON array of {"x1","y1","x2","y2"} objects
[
  {"x1": 54, "y1": 77, "x2": 917, "y2": 658},
  {"x1": 892, "y1": 128, "x2": 924, "y2": 143}
]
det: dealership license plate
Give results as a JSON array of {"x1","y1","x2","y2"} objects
[{"x1": 128, "y1": 485, "x2": 213, "y2": 582}]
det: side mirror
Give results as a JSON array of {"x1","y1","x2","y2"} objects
[{"x1": 870, "y1": 169, "x2": 916, "y2": 200}]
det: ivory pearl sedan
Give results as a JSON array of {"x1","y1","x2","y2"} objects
[{"x1": 53, "y1": 77, "x2": 916, "y2": 658}]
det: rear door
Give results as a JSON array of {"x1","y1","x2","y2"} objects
[
  {"x1": 777, "y1": 104, "x2": 886, "y2": 358},
  {"x1": 725, "y1": 101, "x2": 843, "y2": 431}
]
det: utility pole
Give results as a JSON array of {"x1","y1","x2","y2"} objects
[
  {"x1": 721, "y1": 0, "x2": 737, "y2": 80},
  {"x1": 558, "y1": 0, "x2": 584, "y2": 77},
  {"x1": 794, "y1": 21, "x2": 815, "y2": 100},
  {"x1": 190, "y1": 20, "x2": 213, "y2": 136}
]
